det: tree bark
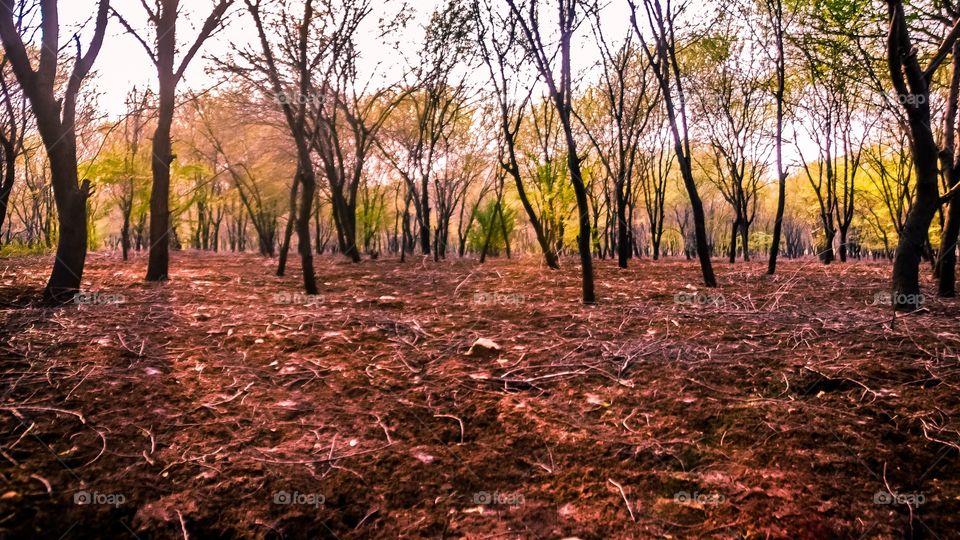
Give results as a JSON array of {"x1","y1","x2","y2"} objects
[
  {"x1": 886, "y1": 0, "x2": 956, "y2": 310},
  {"x1": 0, "y1": 135, "x2": 16, "y2": 240},
  {"x1": 0, "y1": 0, "x2": 109, "y2": 302},
  {"x1": 767, "y1": 0, "x2": 787, "y2": 275},
  {"x1": 277, "y1": 174, "x2": 300, "y2": 277},
  {"x1": 728, "y1": 218, "x2": 739, "y2": 263},
  {"x1": 616, "y1": 183, "x2": 629, "y2": 268}
]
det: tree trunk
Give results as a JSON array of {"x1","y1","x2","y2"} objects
[
  {"x1": 568, "y1": 157, "x2": 596, "y2": 304},
  {"x1": 146, "y1": 75, "x2": 176, "y2": 282},
  {"x1": 937, "y1": 196, "x2": 959, "y2": 297},
  {"x1": 331, "y1": 189, "x2": 361, "y2": 262},
  {"x1": 767, "y1": 0, "x2": 787, "y2": 276},
  {"x1": 740, "y1": 221, "x2": 750, "y2": 262},
  {"x1": 297, "y1": 165, "x2": 318, "y2": 295},
  {"x1": 821, "y1": 229, "x2": 836, "y2": 264},
  {"x1": 45, "y1": 155, "x2": 89, "y2": 303},
  {"x1": 277, "y1": 174, "x2": 300, "y2": 276},
  {"x1": 838, "y1": 228, "x2": 848, "y2": 262},
  {"x1": 616, "y1": 182, "x2": 629, "y2": 269},
  {"x1": 728, "y1": 218, "x2": 739, "y2": 263},
  {"x1": 497, "y1": 202, "x2": 511, "y2": 259},
  {"x1": 419, "y1": 180, "x2": 430, "y2": 255},
  {"x1": 479, "y1": 203, "x2": 496, "y2": 264},
  {"x1": 121, "y1": 208, "x2": 131, "y2": 261},
  {"x1": 0, "y1": 137, "x2": 15, "y2": 241}
]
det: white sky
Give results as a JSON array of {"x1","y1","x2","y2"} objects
[
  {"x1": 53, "y1": 0, "x2": 810, "y2": 173},
  {"x1": 56, "y1": 0, "x2": 640, "y2": 118},
  {"x1": 58, "y1": 0, "x2": 449, "y2": 117}
]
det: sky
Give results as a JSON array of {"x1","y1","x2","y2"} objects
[
  {"x1": 57, "y1": 0, "x2": 448, "y2": 118},
  {"x1": 55, "y1": 0, "x2": 643, "y2": 118},
  {"x1": 50, "y1": 0, "x2": 810, "y2": 171}
]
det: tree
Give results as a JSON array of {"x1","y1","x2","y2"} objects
[
  {"x1": 0, "y1": 12, "x2": 30, "y2": 242},
  {"x1": 115, "y1": 0, "x2": 234, "y2": 281},
  {"x1": 114, "y1": 89, "x2": 151, "y2": 260},
  {"x1": 634, "y1": 121, "x2": 673, "y2": 260},
  {"x1": 508, "y1": 0, "x2": 596, "y2": 304},
  {"x1": 474, "y1": 0, "x2": 561, "y2": 269},
  {"x1": 935, "y1": 3, "x2": 960, "y2": 297},
  {"x1": 758, "y1": 0, "x2": 792, "y2": 274},
  {"x1": 885, "y1": 0, "x2": 960, "y2": 310},
  {"x1": 379, "y1": 0, "x2": 475, "y2": 257},
  {"x1": 86, "y1": 89, "x2": 152, "y2": 260},
  {"x1": 0, "y1": 0, "x2": 110, "y2": 302},
  {"x1": 578, "y1": 17, "x2": 656, "y2": 268},
  {"x1": 192, "y1": 91, "x2": 282, "y2": 257},
  {"x1": 629, "y1": 0, "x2": 717, "y2": 287},
  {"x1": 308, "y1": 2, "x2": 401, "y2": 264},
  {"x1": 239, "y1": 0, "x2": 322, "y2": 294},
  {"x1": 691, "y1": 25, "x2": 770, "y2": 263}
]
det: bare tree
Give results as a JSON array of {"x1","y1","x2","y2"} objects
[
  {"x1": 0, "y1": 28, "x2": 30, "y2": 241},
  {"x1": 578, "y1": 14, "x2": 657, "y2": 268},
  {"x1": 309, "y1": 0, "x2": 401, "y2": 264},
  {"x1": 114, "y1": 0, "x2": 234, "y2": 281},
  {"x1": 691, "y1": 24, "x2": 770, "y2": 263},
  {"x1": 239, "y1": 0, "x2": 323, "y2": 294},
  {"x1": 378, "y1": 0, "x2": 474, "y2": 257},
  {"x1": 474, "y1": 0, "x2": 561, "y2": 269},
  {"x1": 507, "y1": 0, "x2": 596, "y2": 303},
  {"x1": 629, "y1": 0, "x2": 717, "y2": 287},
  {"x1": 113, "y1": 89, "x2": 151, "y2": 260},
  {"x1": 936, "y1": 3, "x2": 960, "y2": 297},
  {"x1": 759, "y1": 0, "x2": 791, "y2": 274},
  {"x1": 0, "y1": 0, "x2": 109, "y2": 302},
  {"x1": 886, "y1": 0, "x2": 960, "y2": 310},
  {"x1": 634, "y1": 123, "x2": 673, "y2": 260}
]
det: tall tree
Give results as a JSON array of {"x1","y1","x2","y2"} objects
[
  {"x1": 886, "y1": 0, "x2": 960, "y2": 310},
  {"x1": 629, "y1": 0, "x2": 718, "y2": 287},
  {"x1": 0, "y1": 0, "x2": 110, "y2": 302},
  {"x1": 936, "y1": 4, "x2": 960, "y2": 297},
  {"x1": 759, "y1": 0, "x2": 790, "y2": 274},
  {"x1": 508, "y1": 0, "x2": 596, "y2": 303},
  {"x1": 379, "y1": 0, "x2": 474, "y2": 257},
  {"x1": 474, "y1": 0, "x2": 561, "y2": 269},
  {"x1": 635, "y1": 122, "x2": 673, "y2": 260},
  {"x1": 579, "y1": 16, "x2": 656, "y2": 268},
  {"x1": 240, "y1": 0, "x2": 319, "y2": 294},
  {"x1": 0, "y1": 38, "x2": 29, "y2": 241},
  {"x1": 690, "y1": 24, "x2": 770, "y2": 263},
  {"x1": 115, "y1": 0, "x2": 234, "y2": 281},
  {"x1": 309, "y1": 0, "x2": 402, "y2": 264}
]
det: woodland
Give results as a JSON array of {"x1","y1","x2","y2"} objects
[{"x1": 0, "y1": 0, "x2": 959, "y2": 538}]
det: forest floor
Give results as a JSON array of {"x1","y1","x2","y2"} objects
[{"x1": 0, "y1": 251, "x2": 958, "y2": 539}]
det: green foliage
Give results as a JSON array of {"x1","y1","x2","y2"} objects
[
  {"x1": 467, "y1": 200, "x2": 516, "y2": 254},
  {"x1": 0, "y1": 242, "x2": 53, "y2": 256},
  {"x1": 531, "y1": 159, "x2": 576, "y2": 246},
  {"x1": 358, "y1": 183, "x2": 389, "y2": 250}
]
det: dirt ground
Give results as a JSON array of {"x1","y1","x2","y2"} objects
[{"x1": 0, "y1": 251, "x2": 958, "y2": 539}]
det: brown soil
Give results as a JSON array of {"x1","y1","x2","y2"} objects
[{"x1": 0, "y1": 251, "x2": 958, "y2": 539}]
